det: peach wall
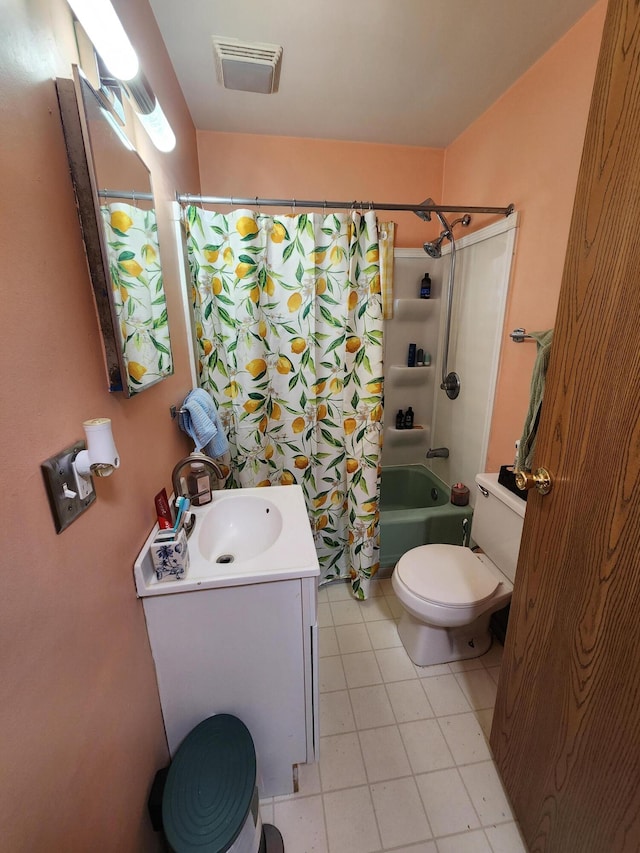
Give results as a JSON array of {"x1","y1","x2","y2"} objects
[
  {"x1": 443, "y1": 0, "x2": 607, "y2": 471},
  {"x1": 196, "y1": 131, "x2": 445, "y2": 246},
  {"x1": 0, "y1": 0, "x2": 199, "y2": 849}
]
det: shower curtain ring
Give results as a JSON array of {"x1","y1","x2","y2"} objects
[{"x1": 131, "y1": 189, "x2": 137, "y2": 207}]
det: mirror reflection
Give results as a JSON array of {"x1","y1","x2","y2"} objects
[{"x1": 57, "y1": 68, "x2": 173, "y2": 395}]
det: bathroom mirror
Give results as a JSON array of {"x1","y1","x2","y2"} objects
[{"x1": 56, "y1": 66, "x2": 174, "y2": 396}]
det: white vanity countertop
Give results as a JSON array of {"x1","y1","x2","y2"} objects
[{"x1": 134, "y1": 484, "x2": 320, "y2": 597}]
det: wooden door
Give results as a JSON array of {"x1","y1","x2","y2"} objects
[{"x1": 491, "y1": 1, "x2": 640, "y2": 850}]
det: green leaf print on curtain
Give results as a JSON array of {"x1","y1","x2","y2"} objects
[
  {"x1": 185, "y1": 206, "x2": 384, "y2": 599},
  {"x1": 100, "y1": 202, "x2": 173, "y2": 393}
]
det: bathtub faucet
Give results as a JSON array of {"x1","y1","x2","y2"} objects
[{"x1": 426, "y1": 447, "x2": 449, "y2": 459}]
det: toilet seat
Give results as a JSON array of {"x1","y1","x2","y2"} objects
[{"x1": 396, "y1": 544, "x2": 499, "y2": 608}]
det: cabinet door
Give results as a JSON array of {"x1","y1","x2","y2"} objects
[{"x1": 144, "y1": 579, "x2": 307, "y2": 797}]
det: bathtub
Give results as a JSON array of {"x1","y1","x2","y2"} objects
[{"x1": 380, "y1": 465, "x2": 473, "y2": 568}]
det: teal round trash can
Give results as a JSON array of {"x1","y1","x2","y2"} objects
[{"x1": 161, "y1": 714, "x2": 283, "y2": 853}]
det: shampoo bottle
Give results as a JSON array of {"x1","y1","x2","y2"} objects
[
  {"x1": 403, "y1": 407, "x2": 414, "y2": 429},
  {"x1": 420, "y1": 273, "x2": 431, "y2": 299},
  {"x1": 395, "y1": 409, "x2": 405, "y2": 430}
]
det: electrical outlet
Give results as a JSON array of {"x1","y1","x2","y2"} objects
[{"x1": 41, "y1": 441, "x2": 96, "y2": 533}]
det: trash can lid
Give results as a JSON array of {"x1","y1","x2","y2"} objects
[{"x1": 162, "y1": 714, "x2": 257, "y2": 853}]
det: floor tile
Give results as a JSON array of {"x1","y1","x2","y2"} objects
[
  {"x1": 326, "y1": 580, "x2": 353, "y2": 601},
  {"x1": 319, "y1": 626, "x2": 339, "y2": 657},
  {"x1": 399, "y1": 719, "x2": 455, "y2": 774},
  {"x1": 454, "y1": 668, "x2": 498, "y2": 711},
  {"x1": 370, "y1": 777, "x2": 432, "y2": 849},
  {"x1": 296, "y1": 761, "x2": 321, "y2": 796},
  {"x1": 273, "y1": 794, "x2": 327, "y2": 852},
  {"x1": 359, "y1": 725, "x2": 412, "y2": 782},
  {"x1": 342, "y1": 651, "x2": 383, "y2": 688},
  {"x1": 421, "y1": 674, "x2": 472, "y2": 717},
  {"x1": 376, "y1": 646, "x2": 419, "y2": 682},
  {"x1": 319, "y1": 656, "x2": 347, "y2": 693},
  {"x1": 487, "y1": 665, "x2": 501, "y2": 685},
  {"x1": 318, "y1": 587, "x2": 329, "y2": 602},
  {"x1": 388, "y1": 844, "x2": 437, "y2": 853},
  {"x1": 336, "y1": 623, "x2": 372, "y2": 654},
  {"x1": 480, "y1": 641, "x2": 504, "y2": 668},
  {"x1": 331, "y1": 599, "x2": 365, "y2": 625},
  {"x1": 320, "y1": 690, "x2": 356, "y2": 736},
  {"x1": 319, "y1": 732, "x2": 367, "y2": 791},
  {"x1": 349, "y1": 684, "x2": 396, "y2": 730},
  {"x1": 415, "y1": 662, "x2": 452, "y2": 678},
  {"x1": 366, "y1": 618, "x2": 403, "y2": 649},
  {"x1": 376, "y1": 577, "x2": 394, "y2": 596},
  {"x1": 386, "y1": 679, "x2": 434, "y2": 723},
  {"x1": 415, "y1": 768, "x2": 480, "y2": 837},
  {"x1": 360, "y1": 596, "x2": 393, "y2": 622},
  {"x1": 323, "y1": 786, "x2": 381, "y2": 853},
  {"x1": 386, "y1": 596, "x2": 405, "y2": 618},
  {"x1": 318, "y1": 602, "x2": 333, "y2": 627},
  {"x1": 459, "y1": 761, "x2": 515, "y2": 825},
  {"x1": 484, "y1": 821, "x2": 528, "y2": 852},
  {"x1": 449, "y1": 656, "x2": 485, "y2": 672},
  {"x1": 435, "y1": 828, "x2": 492, "y2": 853},
  {"x1": 439, "y1": 713, "x2": 492, "y2": 765},
  {"x1": 367, "y1": 578, "x2": 386, "y2": 597},
  {"x1": 475, "y1": 707, "x2": 494, "y2": 741}
]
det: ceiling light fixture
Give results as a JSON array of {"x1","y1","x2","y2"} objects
[{"x1": 66, "y1": 0, "x2": 176, "y2": 152}]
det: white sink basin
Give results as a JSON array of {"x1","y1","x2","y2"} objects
[
  {"x1": 134, "y1": 484, "x2": 319, "y2": 596},
  {"x1": 198, "y1": 495, "x2": 283, "y2": 564}
]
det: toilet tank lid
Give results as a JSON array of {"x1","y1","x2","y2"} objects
[{"x1": 396, "y1": 544, "x2": 500, "y2": 607}]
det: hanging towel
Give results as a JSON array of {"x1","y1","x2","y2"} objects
[
  {"x1": 178, "y1": 389, "x2": 229, "y2": 458},
  {"x1": 516, "y1": 330, "x2": 554, "y2": 471}
]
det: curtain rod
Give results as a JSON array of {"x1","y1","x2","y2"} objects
[
  {"x1": 175, "y1": 193, "x2": 514, "y2": 217},
  {"x1": 98, "y1": 189, "x2": 154, "y2": 201}
]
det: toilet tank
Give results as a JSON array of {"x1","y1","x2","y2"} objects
[{"x1": 472, "y1": 473, "x2": 526, "y2": 583}]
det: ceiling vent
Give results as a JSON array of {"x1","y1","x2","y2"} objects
[{"x1": 212, "y1": 37, "x2": 283, "y2": 94}]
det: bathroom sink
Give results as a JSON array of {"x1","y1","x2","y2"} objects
[
  {"x1": 198, "y1": 495, "x2": 283, "y2": 564},
  {"x1": 133, "y1": 484, "x2": 319, "y2": 596}
]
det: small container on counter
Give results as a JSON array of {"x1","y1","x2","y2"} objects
[{"x1": 187, "y1": 462, "x2": 212, "y2": 506}]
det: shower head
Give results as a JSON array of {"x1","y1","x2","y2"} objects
[
  {"x1": 415, "y1": 197, "x2": 435, "y2": 223},
  {"x1": 423, "y1": 230, "x2": 448, "y2": 259}
]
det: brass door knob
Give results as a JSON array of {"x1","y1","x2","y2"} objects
[{"x1": 515, "y1": 467, "x2": 553, "y2": 496}]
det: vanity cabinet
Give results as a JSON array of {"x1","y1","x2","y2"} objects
[{"x1": 141, "y1": 574, "x2": 318, "y2": 798}]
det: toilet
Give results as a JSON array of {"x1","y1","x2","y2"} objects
[{"x1": 392, "y1": 473, "x2": 525, "y2": 666}]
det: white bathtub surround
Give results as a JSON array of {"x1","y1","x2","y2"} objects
[
  {"x1": 262, "y1": 577, "x2": 527, "y2": 852},
  {"x1": 428, "y1": 215, "x2": 518, "y2": 505}
]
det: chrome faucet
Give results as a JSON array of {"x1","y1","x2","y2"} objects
[
  {"x1": 426, "y1": 447, "x2": 449, "y2": 459},
  {"x1": 172, "y1": 452, "x2": 224, "y2": 500}
]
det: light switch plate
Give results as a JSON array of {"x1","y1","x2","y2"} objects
[{"x1": 41, "y1": 441, "x2": 96, "y2": 533}]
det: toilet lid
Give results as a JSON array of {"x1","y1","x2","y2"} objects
[{"x1": 396, "y1": 544, "x2": 500, "y2": 607}]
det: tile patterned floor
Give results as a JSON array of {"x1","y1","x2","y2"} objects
[{"x1": 259, "y1": 577, "x2": 529, "y2": 853}]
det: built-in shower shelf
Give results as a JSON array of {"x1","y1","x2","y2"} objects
[
  {"x1": 386, "y1": 425, "x2": 430, "y2": 447},
  {"x1": 389, "y1": 365, "x2": 430, "y2": 386},
  {"x1": 393, "y1": 298, "x2": 433, "y2": 321}
]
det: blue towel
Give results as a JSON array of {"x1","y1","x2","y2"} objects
[{"x1": 178, "y1": 389, "x2": 229, "y2": 458}]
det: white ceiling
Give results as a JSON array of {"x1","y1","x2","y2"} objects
[{"x1": 149, "y1": 0, "x2": 598, "y2": 148}]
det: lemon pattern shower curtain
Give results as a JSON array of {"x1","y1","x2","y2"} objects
[
  {"x1": 185, "y1": 206, "x2": 383, "y2": 597},
  {"x1": 101, "y1": 202, "x2": 173, "y2": 393}
]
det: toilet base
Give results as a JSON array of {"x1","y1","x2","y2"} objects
[{"x1": 398, "y1": 609, "x2": 493, "y2": 667}]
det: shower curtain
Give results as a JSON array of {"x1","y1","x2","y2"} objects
[
  {"x1": 101, "y1": 202, "x2": 173, "y2": 393},
  {"x1": 185, "y1": 206, "x2": 383, "y2": 598}
]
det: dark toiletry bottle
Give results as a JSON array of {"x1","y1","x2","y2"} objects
[
  {"x1": 420, "y1": 273, "x2": 431, "y2": 299},
  {"x1": 416, "y1": 348, "x2": 424, "y2": 366},
  {"x1": 407, "y1": 343, "x2": 417, "y2": 367},
  {"x1": 404, "y1": 407, "x2": 414, "y2": 429},
  {"x1": 395, "y1": 409, "x2": 405, "y2": 430}
]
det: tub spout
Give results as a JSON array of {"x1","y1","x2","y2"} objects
[{"x1": 426, "y1": 447, "x2": 449, "y2": 459}]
